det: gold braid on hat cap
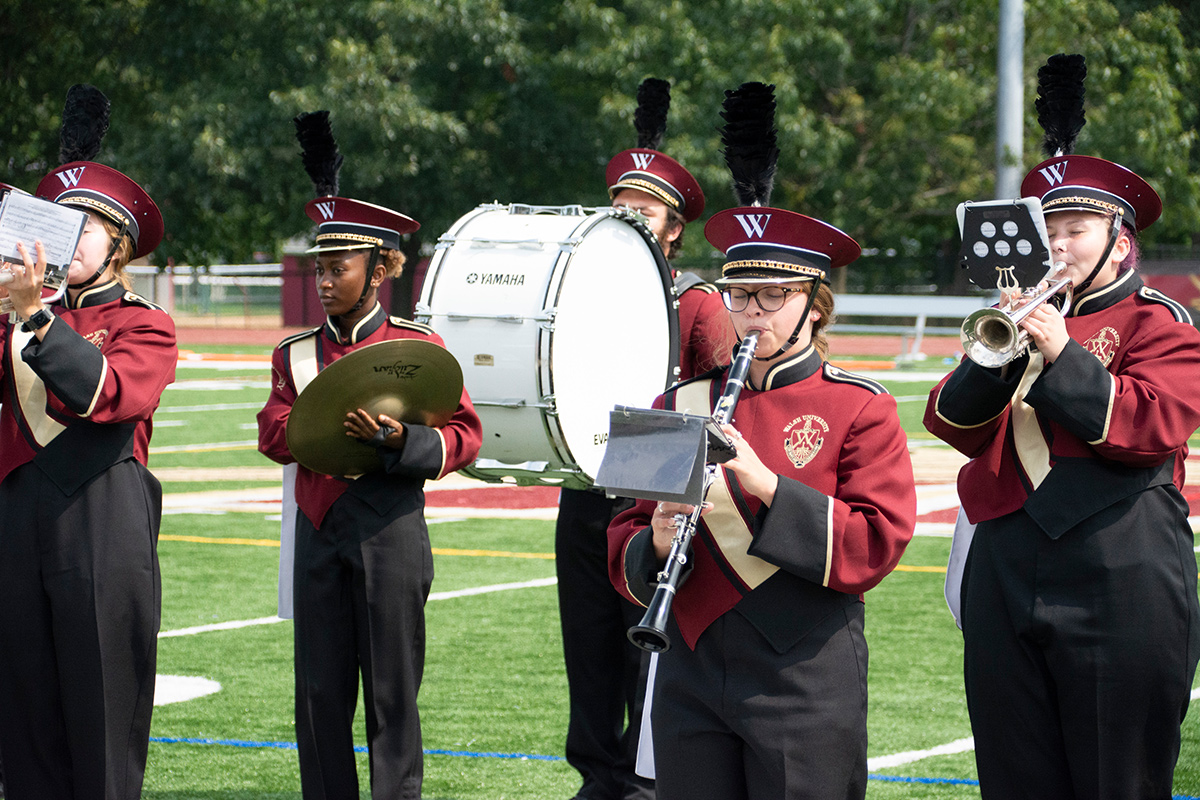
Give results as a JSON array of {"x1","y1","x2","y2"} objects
[
  {"x1": 610, "y1": 178, "x2": 682, "y2": 211},
  {"x1": 721, "y1": 260, "x2": 824, "y2": 280},
  {"x1": 315, "y1": 231, "x2": 385, "y2": 246}
]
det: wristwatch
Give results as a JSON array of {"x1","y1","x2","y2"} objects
[{"x1": 21, "y1": 307, "x2": 53, "y2": 333}]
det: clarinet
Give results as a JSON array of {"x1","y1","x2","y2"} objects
[{"x1": 627, "y1": 331, "x2": 760, "y2": 653}]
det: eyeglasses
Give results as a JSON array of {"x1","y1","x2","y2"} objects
[{"x1": 721, "y1": 286, "x2": 808, "y2": 312}]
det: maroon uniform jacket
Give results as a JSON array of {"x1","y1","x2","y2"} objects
[
  {"x1": 608, "y1": 346, "x2": 916, "y2": 652},
  {"x1": 924, "y1": 270, "x2": 1200, "y2": 537},
  {"x1": 0, "y1": 280, "x2": 177, "y2": 493},
  {"x1": 257, "y1": 304, "x2": 482, "y2": 528},
  {"x1": 675, "y1": 278, "x2": 731, "y2": 382}
]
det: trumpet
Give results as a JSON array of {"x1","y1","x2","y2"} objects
[
  {"x1": 960, "y1": 265, "x2": 1073, "y2": 368},
  {"x1": 627, "y1": 330, "x2": 760, "y2": 653}
]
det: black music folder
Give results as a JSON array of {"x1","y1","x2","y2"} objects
[{"x1": 594, "y1": 405, "x2": 736, "y2": 505}]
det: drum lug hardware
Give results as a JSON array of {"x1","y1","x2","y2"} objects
[
  {"x1": 510, "y1": 203, "x2": 586, "y2": 216},
  {"x1": 473, "y1": 398, "x2": 531, "y2": 409},
  {"x1": 446, "y1": 313, "x2": 528, "y2": 323}
]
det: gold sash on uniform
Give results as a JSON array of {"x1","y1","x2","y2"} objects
[
  {"x1": 10, "y1": 327, "x2": 67, "y2": 447},
  {"x1": 675, "y1": 380, "x2": 778, "y2": 589},
  {"x1": 1010, "y1": 352, "x2": 1052, "y2": 489}
]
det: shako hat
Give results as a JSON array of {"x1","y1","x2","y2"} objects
[
  {"x1": 37, "y1": 162, "x2": 164, "y2": 259},
  {"x1": 606, "y1": 78, "x2": 705, "y2": 222},
  {"x1": 1020, "y1": 53, "x2": 1161, "y2": 232},
  {"x1": 1021, "y1": 154, "x2": 1160, "y2": 232},
  {"x1": 294, "y1": 110, "x2": 419, "y2": 253},
  {"x1": 303, "y1": 196, "x2": 420, "y2": 252},
  {"x1": 35, "y1": 84, "x2": 163, "y2": 259},
  {"x1": 707, "y1": 82, "x2": 859, "y2": 285},
  {"x1": 707, "y1": 207, "x2": 860, "y2": 285}
]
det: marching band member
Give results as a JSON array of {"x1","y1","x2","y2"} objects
[
  {"x1": 607, "y1": 83, "x2": 916, "y2": 800},
  {"x1": 0, "y1": 86, "x2": 175, "y2": 800},
  {"x1": 924, "y1": 55, "x2": 1200, "y2": 797},
  {"x1": 256, "y1": 112, "x2": 482, "y2": 800},
  {"x1": 557, "y1": 78, "x2": 724, "y2": 800}
]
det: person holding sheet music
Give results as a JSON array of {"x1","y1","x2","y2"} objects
[
  {"x1": 0, "y1": 156, "x2": 176, "y2": 799},
  {"x1": 607, "y1": 83, "x2": 916, "y2": 799}
]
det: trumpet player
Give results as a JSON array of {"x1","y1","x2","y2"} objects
[
  {"x1": 607, "y1": 83, "x2": 916, "y2": 800},
  {"x1": 924, "y1": 56, "x2": 1200, "y2": 799}
]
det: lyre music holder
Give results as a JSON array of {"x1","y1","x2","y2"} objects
[
  {"x1": 594, "y1": 405, "x2": 736, "y2": 505},
  {"x1": 956, "y1": 197, "x2": 1054, "y2": 292}
]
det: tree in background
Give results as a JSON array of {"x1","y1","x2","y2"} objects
[{"x1": 2, "y1": 0, "x2": 1196, "y2": 296}]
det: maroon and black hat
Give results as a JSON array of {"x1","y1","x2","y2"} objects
[
  {"x1": 1022, "y1": 54, "x2": 1161, "y2": 232},
  {"x1": 607, "y1": 148, "x2": 705, "y2": 222},
  {"x1": 1021, "y1": 154, "x2": 1161, "y2": 232},
  {"x1": 706, "y1": 206, "x2": 860, "y2": 285},
  {"x1": 36, "y1": 161, "x2": 163, "y2": 259},
  {"x1": 303, "y1": 196, "x2": 420, "y2": 253}
]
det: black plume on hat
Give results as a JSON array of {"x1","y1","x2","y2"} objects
[
  {"x1": 1035, "y1": 53, "x2": 1087, "y2": 157},
  {"x1": 634, "y1": 78, "x2": 671, "y2": 151},
  {"x1": 720, "y1": 82, "x2": 779, "y2": 207},
  {"x1": 58, "y1": 84, "x2": 110, "y2": 165},
  {"x1": 294, "y1": 110, "x2": 343, "y2": 197}
]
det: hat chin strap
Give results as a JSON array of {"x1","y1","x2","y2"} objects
[
  {"x1": 69, "y1": 223, "x2": 129, "y2": 291},
  {"x1": 1073, "y1": 212, "x2": 1122, "y2": 298},
  {"x1": 341, "y1": 246, "x2": 381, "y2": 318},
  {"x1": 753, "y1": 278, "x2": 825, "y2": 362}
]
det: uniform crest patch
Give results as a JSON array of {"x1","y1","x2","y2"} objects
[
  {"x1": 783, "y1": 414, "x2": 829, "y2": 468},
  {"x1": 275, "y1": 367, "x2": 288, "y2": 391},
  {"x1": 1083, "y1": 327, "x2": 1119, "y2": 367},
  {"x1": 84, "y1": 329, "x2": 108, "y2": 349}
]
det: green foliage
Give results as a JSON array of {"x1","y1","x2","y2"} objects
[{"x1": 3, "y1": 0, "x2": 1199, "y2": 285}]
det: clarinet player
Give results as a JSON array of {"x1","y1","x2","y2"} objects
[{"x1": 607, "y1": 83, "x2": 916, "y2": 799}]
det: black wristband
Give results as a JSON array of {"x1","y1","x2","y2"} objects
[
  {"x1": 21, "y1": 307, "x2": 53, "y2": 332},
  {"x1": 365, "y1": 424, "x2": 397, "y2": 448}
]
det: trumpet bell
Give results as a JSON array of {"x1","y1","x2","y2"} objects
[
  {"x1": 959, "y1": 274, "x2": 1073, "y2": 368},
  {"x1": 961, "y1": 308, "x2": 1025, "y2": 368}
]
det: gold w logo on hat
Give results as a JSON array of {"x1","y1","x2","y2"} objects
[
  {"x1": 315, "y1": 200, "x2": 336, "y2": 220},
  {"x1": 57, "y1": 166, "x2": 86, "y2": 189},
  {"x1": 734, "y1": 213, "x2": 771, "y2": 238},
  {"x1": 630, "y1": 152, "x2": 656, "y2": 170},
  {"x1": 1038, "y1": 160, "x2": 1069, "y2": 186}
]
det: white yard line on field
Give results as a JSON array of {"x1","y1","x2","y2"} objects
[
  {"x1": 867, "y1": 737, "x2": 975, "y2": 771},
  {"x1": 157, "y1": 577, "x2": 559, "y2": 638}
]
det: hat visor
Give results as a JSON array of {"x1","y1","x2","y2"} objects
[
  {"x1": 305, "y1": 241, "x2": 378, "y2": 254},
  {"x1": 714, "y1": 274, "x2": 821, "y2": 286}
]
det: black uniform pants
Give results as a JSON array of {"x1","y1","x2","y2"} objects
[
  {"x1": 556, "y1": 488, "x2": 654, "y2": 800},
  {"x1": 293, "y1": 493, "x2": 432, "y2": 800},
  {"x1": 0, "y1": 461, "x2": 161, "y2": 800},
  {"x1": 651, "y1": 605, "x2": 868, "y2": 800},
  {"x1": 962, "y1": 495, "x2": 1200, "y2": 799}
]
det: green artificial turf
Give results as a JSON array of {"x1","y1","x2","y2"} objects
[{"x1": 130, "y1": 343, "x2": 1200, "y2": 798}]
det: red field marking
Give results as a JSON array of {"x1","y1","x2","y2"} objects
[{"x1": 426, "y1": 485, "x2": 561, "y2": 510}]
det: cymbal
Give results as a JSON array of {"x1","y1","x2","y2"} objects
[{"x1": 287, "y1": 339, "x2": 463, "y2": 476}]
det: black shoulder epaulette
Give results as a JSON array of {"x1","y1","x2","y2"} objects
[
  {"x1": 674, "y1": 271, "x2": 715, "y2": 295},
  {"x1": 1138, "y1": 286, "x2": 1194, "y2": 326},
  {"x1": 121, "y1": 291, "x2": 166, "y2": 312},
  {"x1": 275, "y1": 326, "x2": 321, "y2": 351},
  {"x1": 822, "y1": 362, "x2": 888, "y2": 395},
  {"x1": 387, "y1": 315, "x2": 435, "y2": 335},
  {"x1": 669, "y1": 363, "x2": 726, "y2": 391}
]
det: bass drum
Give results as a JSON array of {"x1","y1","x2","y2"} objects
[{"x1": 415, "y1": 203, "x2": 679, "y2": 489}]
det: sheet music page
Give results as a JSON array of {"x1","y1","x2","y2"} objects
[{"x1": 0, "y1": 192, "x2": 88, "y2": 269}]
